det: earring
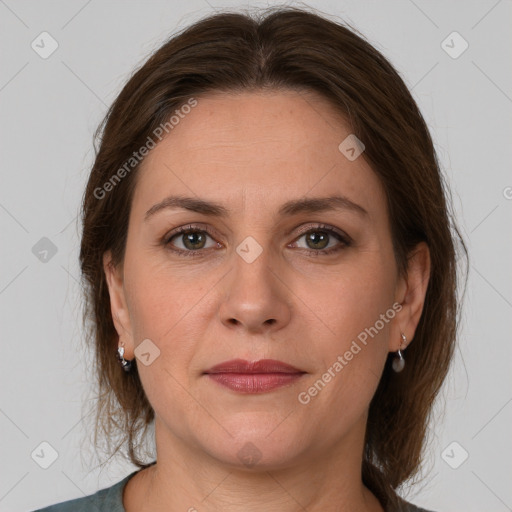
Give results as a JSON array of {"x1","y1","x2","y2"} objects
[
  {"x1": 392, "y1": 332, "x2": 407, "y2": 372},
  {"x1": 116, "y1": 341, "x2": 133, "y2": 372}
]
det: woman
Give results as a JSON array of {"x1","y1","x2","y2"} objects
[{"x1": 34, "y1": 6, "x2": 467, "y2": 512}]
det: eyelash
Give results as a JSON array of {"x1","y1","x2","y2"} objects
[{"x1": 162, "y1": 223, "x2": 352, "y2": 258}]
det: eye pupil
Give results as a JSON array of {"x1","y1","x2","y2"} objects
[
  {"x1": 307, "y1": 231, "x2": 329, "y2": 249},
  {"x1": 183, "y1": 231, "x2": 206, "y2": 250}
]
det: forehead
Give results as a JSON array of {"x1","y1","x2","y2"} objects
[{"x1": 131, "y1": 90, "x2": 386, "y2": 222}]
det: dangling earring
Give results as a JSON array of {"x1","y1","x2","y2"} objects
[
  {"x1": 392, "y1": 332, "x2": 407, "y2": 372},
  {"x1": 116, "y1": 341, "x2": 133, "y2": 372}
]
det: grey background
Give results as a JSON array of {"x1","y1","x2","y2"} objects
[{"x1": 1, "y1": 1, "x2": 511, "y2": 511}]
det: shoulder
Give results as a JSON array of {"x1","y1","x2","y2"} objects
[{"x1": 30, "y1": 471, "x2": 139, "y2": 512}]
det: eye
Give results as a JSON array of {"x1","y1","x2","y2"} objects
[
  {"x1": 291, "y1": 225, "x2": 351, "y2": 255},
  {"x1": 164, "y1": 225, "x2": 220, "y2": 256},
  {"x1": 162, "y1": 223, "x2": 351, "y2": 258}
]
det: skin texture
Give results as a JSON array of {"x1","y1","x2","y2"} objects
[{"x1": 103, "y1": 90, "x2": 430, "y2": 512}]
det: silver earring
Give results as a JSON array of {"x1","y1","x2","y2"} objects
[
  {"x1": 116, "y1": 343, "x2": 133, "y2": 372},
  {"x1": 392, "y1": 332, "x2": 407, "y2": 372}
]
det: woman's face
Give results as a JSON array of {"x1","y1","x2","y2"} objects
[{"x1": 105, "y1": 90, "x2": 425, "y2": 469}]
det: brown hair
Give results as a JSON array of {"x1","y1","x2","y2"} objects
[{"x1": 79, "y1": 6, "x2": 468, "y2": 509}]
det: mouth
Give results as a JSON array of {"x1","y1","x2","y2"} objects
[{"x1": 203, "y1": 359, "x2": 306, "y2": 394}]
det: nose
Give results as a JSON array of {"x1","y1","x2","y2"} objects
[{"x1": 217, "y1": 246, "x2": 292, "y2": 335}]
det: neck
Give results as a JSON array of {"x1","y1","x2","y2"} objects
[{"x1": 123, "y1": 416, "x2": 384, "y2": 512}]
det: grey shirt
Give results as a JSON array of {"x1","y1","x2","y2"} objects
[{"x1": 32, "y1": 470, "x2": 435, "y2": 512}]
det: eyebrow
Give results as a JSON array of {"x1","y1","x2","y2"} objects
[{"x1": 144, "y1": 194, "x2": 368, "y2": 221}]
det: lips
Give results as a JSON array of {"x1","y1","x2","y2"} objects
[
  {"x1": 203, "y1": 359, "x2": 306, "y2": 393},
  {"x1": 204, "y1": 358, "x2": 304, "y2": 374}
]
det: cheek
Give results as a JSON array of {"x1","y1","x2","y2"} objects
[
  {"x1": 304, "y1": 256, "x2": 395, "y2": 395},
  {"x1": 122, "y1": 254, "x2": 196, "y2": 373},
  {"x1": 314, "y1": 254, "x2": 395, "y2": 340},
  {"x1": 297, "y1": 289, "x2": 392, "y2": 433},
  {"x1": 123, "y1": 261, "x2": 203, "y2": 422},
  {"x1": 124, "y1": 249, "x2": 199, "y2": 334}
]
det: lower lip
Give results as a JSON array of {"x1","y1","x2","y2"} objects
[{"x1": 205, "y1": 373, "x2": 304, "y2": 393}]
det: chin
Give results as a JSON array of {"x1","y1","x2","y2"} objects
[{"x1": 197, "y1": 421, "x2": 305, "y2": 471}]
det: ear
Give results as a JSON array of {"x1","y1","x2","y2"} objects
[
  {"x1": 390, "y1": 241, "x2": 431, "y2": 351},
  {"x1": 103, "y1": 250, "x2": 135, "y2": 359}
]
